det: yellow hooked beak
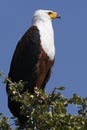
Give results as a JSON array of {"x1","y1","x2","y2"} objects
[{"x1": 48, "y1": 11, "x2": 61, "y2": 20}]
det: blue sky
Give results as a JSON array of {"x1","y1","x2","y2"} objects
[{"x1": 0, "y1": 0, "x2": 87, "y2": 120}]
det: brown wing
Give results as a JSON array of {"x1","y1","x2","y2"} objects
[{"x1": 6, "y1": 26, "x2": 41, "y2": 93}]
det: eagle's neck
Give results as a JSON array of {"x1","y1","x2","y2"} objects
[{"x1": 33, "y1": 20, "x2": 55, "y2": 60}]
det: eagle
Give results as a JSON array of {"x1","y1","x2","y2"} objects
[{"x1": 6, "y1": 9, "x2": 60, "y2": 126}]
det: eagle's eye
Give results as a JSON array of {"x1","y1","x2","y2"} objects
[{"x1": 48, "y1": 12, "x2": 52, "y2": 15}]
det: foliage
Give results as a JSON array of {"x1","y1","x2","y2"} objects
[
  {"x1": 0, "y1": 113, "x2": 12, "y2": 130},
  {"x1": 0, "y1": 72, "x2": 87, "y2": 130}
]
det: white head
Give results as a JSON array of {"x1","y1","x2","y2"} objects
[{"x1": 32, "y1": 9, "x2": 60, "y2": 25}]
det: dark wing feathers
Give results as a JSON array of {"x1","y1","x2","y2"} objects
[{"x1": 7, "y1": 26, "x2": 41, "y2": 92}]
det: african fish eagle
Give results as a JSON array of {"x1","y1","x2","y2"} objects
[{"x1": 6, "y1": 9, "x2": 60, "y2": 126}]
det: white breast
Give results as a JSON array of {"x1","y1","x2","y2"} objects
[{"x1": 37, "y1": 21, "x2": 55, "y2": 60}]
